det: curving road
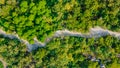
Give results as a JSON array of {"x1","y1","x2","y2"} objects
[
  {"x1": 0, "y1": 26, "x2": 120, "y2": 52},
  {"x1": 0, "y1": 58, "x2": 7, "y2": 68},
  {"x1": 1, "y1": 26, "x2": 120, "y2": 68}
]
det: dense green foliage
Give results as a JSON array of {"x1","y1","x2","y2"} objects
[
  {"x1": 0, "y1": 0, "x2": 120, "y2": 43},
  {"x1": 35, "y1": 36, "x2": 120, "y2": 68},
  {"x1": 0, "y1": 0, "x2": 120, "y2": 68},
  {"x1": 0, "y1": 35, "x2": 120, "y2": 68},
  {"x1": 0, "y1": 61, "x2": 4, "y2": 68}
]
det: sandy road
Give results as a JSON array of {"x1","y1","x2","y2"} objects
[
  {"x1": 0, "y1": 58, "x2": 7, "y2": 68},
  {"x1": 1, "y1": 26, "x2": 120, "y2": 68},
  {"x1": 0, "y1": 26, "x2": 120, "y2": 52}
]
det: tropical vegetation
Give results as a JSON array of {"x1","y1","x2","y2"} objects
[{"x1": 0, "y1": 0, "x2": 120, "y2": 68}]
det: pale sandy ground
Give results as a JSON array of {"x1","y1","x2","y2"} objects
[
  {"x1": 0, "y1": 26, "x2": 120, "y2": 52},
  {"x1": 0, "y1": 58, "x2": 7, "y2": 68},
  {"x1": 1, "y1": 26, "x2": 118, "y2": 68}
]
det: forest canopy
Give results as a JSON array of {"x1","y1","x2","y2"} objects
[{"x1": 0, "y1": 0, "x2": 120, "y2": 68}]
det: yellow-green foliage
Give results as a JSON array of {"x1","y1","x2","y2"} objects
[{"x1": 0, "y1": 0, "x2": 120, "y2": 68}]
